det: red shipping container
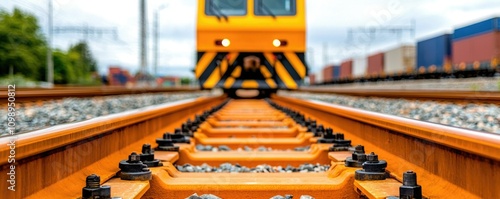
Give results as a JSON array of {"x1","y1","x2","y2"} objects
[
  {"x1": 368, "y1": 53, "x2": 384, "y2": 75},
  {"x1": 340, "y1": 60, "x2": 352, "y2": 78},
  {"x1": 452, "y1": 31, "x2": 500, "y2": 65},
  {"x1": 108, "y1": 67, "x2": 121, "y2": 74},
  {"x1": 309, "y1": 74, "x2": 316, "y2": 85},
  {"x1": 323, "y1": 65, "x2": 334, "y2": 82}
]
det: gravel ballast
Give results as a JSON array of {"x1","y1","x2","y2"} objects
[
  {"x1": 311, "y1": 77, "x2": 500, "y2": 91},
  {"x1": 176, "y1": 163, "x2": 330, "y2": 173},
  {"x1": 195, "y1": 144, "x2": 311, "y2": 152},
  {"x1": 281, "y1": 92, "x2": 500, "y2": 134},
  {"x1": 0, "y1": 92, "x2": 213, "y2": 136},
  {"x1": 186, "y1": 193, "x2": 315, "y2": 199}
]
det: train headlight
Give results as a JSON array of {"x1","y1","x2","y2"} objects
[
  {"x1": 221, "y1": 39, "x2": 230, "y2": 47},
  {"x1": 215, "y1": 39, "x2": 231, "y2": 47},
  {"x1": 273, "y1": 39, "x2": 281, "y2": 47},
  {"x1": 272, "y1": 39, "x2": 287, "y2": 47}
]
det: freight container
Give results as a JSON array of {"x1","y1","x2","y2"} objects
[
  {"x1": 453, "y1": 17, "x2": 499, "y2": 41},
  {"x1": 383, "y1": 45, "x2": 415, "y2": 75},
  {"x1": 417, "y1": 34, "x2": 452, "y2": 72},
  {"x1": 323, "y1": 65, "x2": 334, "y2": 83},
  {"x1": 368, "y1": 52, "x2": 384, "y2": 76},
  {"x1": 333, "y1": 65, "x2": 340, "y2": 79},
  {"x1": 340, "y1": 60, "x2": 353, "y2": 78},
  {"x1": 352, "y1": 57, "x2": 368, "y2": 78},
  {"x1": 314, "y1": 70, "x2": 324, "y2": 84},
  {"x1": 452, "y1": 30, "x2": 500, "y2": 68},
  {"x1": 308, "y1": 74, "x2": 316, "y2": 85}
]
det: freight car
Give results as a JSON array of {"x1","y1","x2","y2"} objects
[
  {"x1": 312, "y1": 17, "x2": 499, "y2": 85},
  {"x1": 195, "y1": 0, "x2": 308, "y2": 96}
]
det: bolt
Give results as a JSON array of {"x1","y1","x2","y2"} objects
[
  {"x1": 400, "y1": 170, "x2": 422, "y2": 199},
  {"x1": 142, "y1": 144, "x2": 152, "y2": 154},
  {"x1": 86, "y1": 174, "x2": 100, "y2": 188},
  {"x1": 354, "y1": 145, "x2": 365, "y2": 153},
  {"x1": 128, "y1": 152, "x2": 140, "y2": 162},
  {"x1": 403, "y1": 170, "x2": 417, "y2": 186},
  {"x1": 367, "y1": 152, "x2": 379, "y2": 162},
  {"x1": 357, "y1": 153, "x2": 367, "y2": 162}
]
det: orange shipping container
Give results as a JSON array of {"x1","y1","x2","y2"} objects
[
  {"x1": 452, "y1": 31, "x2": 500, "y2": 66},
  {"x1": 322, "y1": 65, "x2": 334, "y2": 83},
  {"x1": 368, "y1": 53, "x2": 384, "y2": 75},
  {"x1": 340, "y1": 60, "x2": 352, "y2": 78},
  {"x1": 309, "y1": 74, "x2": 316, "y2": 85}
]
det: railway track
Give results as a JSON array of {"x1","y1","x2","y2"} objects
[
  {"x1": 297, "y1": 87, "x2": 500, "y2": 104},
  {"x1": 1, "y1": 94, "x2": 499, "y2": 199},
  {"x1": 0, "y1": 86, "x2": 198, "y2": 105}
]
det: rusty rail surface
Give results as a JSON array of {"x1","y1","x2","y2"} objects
[
  {"x1": 0, "y1": 86, "x2": 200, "y2": 104},
  {"x1": 1, "y1": 94, "x2": 499, "y2": 199},
  {"x1": 297, "y1": 87, "x2": 500, "y2": 104},
  {"x1": 0, "y1": 95, "x2": 225, "y2": 199},
  {"x1": 273, "y1": 95, "x2": 500, "y2": 199}
]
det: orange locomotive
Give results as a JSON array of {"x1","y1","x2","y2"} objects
[{"x1": 195, "y1": 0, "x2": 308, "y2": 96}]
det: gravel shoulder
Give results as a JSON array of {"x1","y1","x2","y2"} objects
[
  {"x1": 311, "y1": 77, "x2": 500, "y2": 91},
  {"x1": 0, "y1": 92, "x2": 214, "y2": 136},
  {"x1": 280, "y1": 92, "x2": 500, "y2": 134}
]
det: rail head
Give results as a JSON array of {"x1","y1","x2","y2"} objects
[{"x1": 296, "y1": 88, "x2": 500, "y2": 103}]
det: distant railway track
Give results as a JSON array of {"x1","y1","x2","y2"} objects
[
  {"x1": 0, "y1": 86, "x2": 199, "y2": 105},
  {"x1": 297, "y1": 87, "x2": 500, "y2": 104},
  {"x1": 1, "y1": 95, "x2": 498, "y2": 198}
]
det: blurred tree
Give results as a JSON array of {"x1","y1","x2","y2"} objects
[
  {"x1": 0, "y1": 8, "x2": 47, "y2": 80},
  {"x1": 67, "y1": 41, "x2": 100, "y2": 85},
  {"x1": 52, "y1": 50, "x2": 76, "y2": 84},
  {"x1": 180, "y1": 77, "x2": 192, "y2": 85}
]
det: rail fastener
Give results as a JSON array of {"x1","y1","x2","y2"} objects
[
  {"x1": 118, "y1": 152, "x2": 152, "y2": 181},
  {"x1": 354, "y1": 152, "x2": 389, "y2": 181}
]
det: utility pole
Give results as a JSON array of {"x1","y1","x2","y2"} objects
[
  {"x1": 154, "y1": 5, "x2": 167, "y2": 78},
  {"x1": 140, "y1": 0, "x2": 147, "y2": 75},
  {"x1": 46, "y1": 0, "x2": 53, "y2": 86}
]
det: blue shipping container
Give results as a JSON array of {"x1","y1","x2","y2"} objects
[
  {"x1": 453, "y1": 17, "x2": 499, "y2": 40},
  {"x1": 333, "y1": 66, "x2": 340, "y2": 79},
  {"x1": 417, "y1": 34, "x2": 452, "y2": 70}
]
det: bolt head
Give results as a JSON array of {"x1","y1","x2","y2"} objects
[
  {"x1": 367, "y1": 152, "x2": 378, "y2": 162},
  {"x1": 128, "y1": 152, "x2": 140, "y2": 162}
]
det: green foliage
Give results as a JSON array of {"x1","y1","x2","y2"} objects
[
  {"x1": 68, "y1": 42, "x2": 98, "y2": 73},
  {"x1": 53, "y1": 50, "x2": 75, "y2": 84},
  {"x1": 66, "y1": 41, "x2": 100, "y2": 85},
  {"x1": 0, "y1": 8, "x2": 100, "y2": 85},
  {"x1": 0, "y1": 8, "x2": 47, "y2": 80},
  {"x1": 180, "y1": 77, "x2": 192, "y2": 85}
]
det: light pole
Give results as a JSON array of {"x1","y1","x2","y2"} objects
[
  {"x1": 154, "y1": 4, "x2": 167, "y2": 78},
  {"x1": 47, "y1": 0, "x2": 54, "y2": 86}
]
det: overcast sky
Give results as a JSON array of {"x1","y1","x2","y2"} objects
[{"x1": 2, "y1": 0, "x2": 499, "y2": 76}]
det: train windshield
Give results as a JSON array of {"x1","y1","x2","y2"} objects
[
  {"x1": 255, "y1": 0, "x2": 296, "y2": 16},
  {"x1": 206, "y1": 0, "x2": 247, "y2": 16}
]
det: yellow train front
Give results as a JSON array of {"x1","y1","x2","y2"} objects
[{"x1": 195, "y1": 0, "x2": 308, "y2": 96}]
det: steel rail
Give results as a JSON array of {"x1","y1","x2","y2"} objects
[
  {"x1": 0, "y1": 86, "x2": 200, "y2": 104},
  {"x1": 272, "y1": 95, "x2": 500, "y2": 199},
  {"x1": 297, "y1": 87, "x2": 500, "y2": 104},
  {"x1": 0, "y1": 95, "x2": 225, "y2": 199}
]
